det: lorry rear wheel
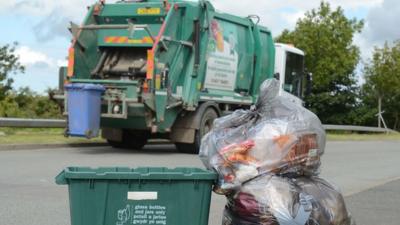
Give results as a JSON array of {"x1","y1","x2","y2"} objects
[
  {"x1": 176, "y1": 108, "x2": 218, "y2": 154},
  {"x1": 107, "y1": 130, "x2": 149, "y2": 150}
]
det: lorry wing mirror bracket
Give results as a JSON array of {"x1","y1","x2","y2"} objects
[{"x1": 305, "y1": 72, "x2": 312, "y2": 96}]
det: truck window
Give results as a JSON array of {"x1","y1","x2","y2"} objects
[{"x1": 284, "y1": 52, "x2": 304, "y2": 97}]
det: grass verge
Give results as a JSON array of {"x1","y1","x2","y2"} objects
[
  {"x1": 0, "y1": 128, "x2": 104, "y2": 145},
  {"x1": 327, "y1": 133, "x2": 400, "y2": 141},
  {"x1": 1, "y1": 128, "x2": 399, "y2": 146}
]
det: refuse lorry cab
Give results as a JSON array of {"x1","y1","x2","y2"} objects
[{"x1": 58, "y1": 0, "x2": 308, "y2": 153}]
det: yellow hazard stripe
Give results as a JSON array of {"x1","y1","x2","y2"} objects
[
  {"x1": 117, "y1": 37, "x2": 128, "y2": 43},
  {"x1": 104, "y1": 36, "x2": 154, "y2": 44},
  {"x1": 142, "y1": 36, "x2": 154, "y2": 44},
  {"x1": 104, "y1": 36, "x2": 116, "y2": 43}
]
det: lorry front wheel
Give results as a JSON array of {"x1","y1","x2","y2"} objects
[
  {"x1": 107, "y1": 130, "x2": 149, "y2": 150},
  {"x1": 176, "y1": 108, "x2": 218, "y2": 154}
]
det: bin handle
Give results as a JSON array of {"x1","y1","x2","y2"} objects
[{"x1": 55, "y1": 170, "x2": 68, "y2": 185}]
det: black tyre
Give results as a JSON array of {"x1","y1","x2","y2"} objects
[
  {"x1": 107, "y1": 130, "x2": 149, "y2": 150},
  {"x1": 176, "y1": 108, "x2": 218, "y2": 154}
]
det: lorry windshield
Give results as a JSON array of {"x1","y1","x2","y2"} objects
[{"x1": 284, "y1": 52, "x2": 304, "y2": 98}]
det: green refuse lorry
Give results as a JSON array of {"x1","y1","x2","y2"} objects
[{"x1": 57, "y1": 0, "x2": 308, "y2": 153}]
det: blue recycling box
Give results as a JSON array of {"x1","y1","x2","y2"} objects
[{"x1": 65, "y1": 83, "x2": 105, "y2": 138}]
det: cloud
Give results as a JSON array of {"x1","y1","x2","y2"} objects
[
  {"x1": 353, "y1": 34, "x2": 373, "y2": 61},
  {"x1": 15, "y1": 45, "x2": 67, "y2": 71},
  {"x1": 13, "y1": 46, "x2": 64, "y2": 92},
  {"x1": 2, "y1": 0, "x2": 93, "y2": 41},
  {"x1": 1, "y1": 0, "x2": 383, "y2": 43},
  {"x1": 281, "y1": 11, "x2": 306, "y2": 28},
  {"x1": 0, "y1": 1, "x2": 15, "y2": 11},
  {"x1": 15, "y1": 46, "x2": 54, "y2": 68},
  {"x1": 364, "y1": 0, "x2": 400, "y2": 44},
  {"x1": 57, "y1": 59, "x2": 68, "y2": 67},
  {"x1": 209, "y1": 0, "x2": 382, "y2": 35},
  {"x1": 11, "y1": 1, "x2": 52, "y2": 16},
  {"x1": 33, "y1": 10, "x2": 71, "y2": 41},
  {"x1": 329, "y1": 0, "x2": 383, "y2": 9},
  {"x1": 7, "y1": 0, "x2": 93, "y2": 17},
  {"x1": 352, "y1": 0, "x2": 400, "y2": 64}
]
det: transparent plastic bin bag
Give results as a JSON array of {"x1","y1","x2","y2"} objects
[
  {"x1": 199, "y1": 79, "x2": 326, "y2": 193},
  {"x1": 222, "y1": 175, "x2": 355, "y2": 225}
]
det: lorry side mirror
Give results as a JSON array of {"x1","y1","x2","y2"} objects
[{"x1": 305, "y1": 72, "x2": 312, "y2": 96}]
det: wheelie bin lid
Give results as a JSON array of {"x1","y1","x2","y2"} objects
[{"x1": 64, "y1": 83, "x2": 105, "y2": 92}]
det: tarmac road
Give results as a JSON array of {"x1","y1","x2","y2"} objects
[{"x1": 0, "y1": 141, "x2": 399, "y2": 225}]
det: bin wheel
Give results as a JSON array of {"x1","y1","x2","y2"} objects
[
  {"x1": 176, "y1": 108, "x2": 218, "y2": 154},
  {"x1": 107, "y1": 130, "x2": 149, "y2": 150}
]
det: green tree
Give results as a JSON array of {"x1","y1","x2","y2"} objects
[
  {"x1": 0, "y1": 95, "x2": 22, "y2": 117},
  {"x1": 363, "y1": 41, "x2": 400, "y2": 130},
  {"x1": 0, "y1": 43, "x2": 62, "y2": 119},
  {"x1": 276, "y1": 1, "x2": 364, "y2": 124},
  {"x1": 0, "y1": 87, "x2": 62, "y2": 119},
  {"x1": 0, "y1": 43, "x2": 25, "y2": 100}
]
